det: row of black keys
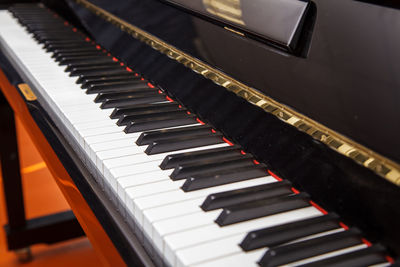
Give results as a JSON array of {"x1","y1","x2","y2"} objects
[{"x1": 9, "y1": 5, "x2": 393, "y2": 267}]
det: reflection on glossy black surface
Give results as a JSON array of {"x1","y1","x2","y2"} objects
[
  {"x1": 65, "y1": 0, "x2": 400, "y2": 256},
  {"x1": 72, "y1": 0, "x2": 400, "y2": 164},
  {"x1": 161, "y1": 0, "x2": 311, "y2": 51}
]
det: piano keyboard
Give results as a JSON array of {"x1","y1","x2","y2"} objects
[{"x1": 0, "y1": 4, "x2": 393, "y2": 267}]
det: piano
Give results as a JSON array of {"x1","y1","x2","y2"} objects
[{"x1": 0, "y1": 0, "x2": 399, "y2": 266}]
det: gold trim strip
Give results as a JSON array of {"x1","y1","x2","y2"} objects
[
  {"x1": 18, "y1": 83, "x2": 36, "y2": 101},
  {"x1": 75, "y1": 0, "x2": 400, "y2": 186},
  {"x1": 223, "y1": 26, "x2": 245, "y2": 36}
]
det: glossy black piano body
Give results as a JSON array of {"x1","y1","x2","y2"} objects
[{"x1": 1, "y1": 0, "x2": 399, "y2": 265}]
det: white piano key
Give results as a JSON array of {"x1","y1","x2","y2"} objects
[
  {"x1": 153, "y1": 210, "x2": 221, "y2": 254},
  {"x1": 178, "y1": 227, "x2": 345, "y2": 267},
  {"x1": 288, "y1": 244, "x2": 367, "y2": 266},
  {"x1": 176, "y1": 234, "x2": 262, "y2": 267},
  {"x1": 125, "y1": 179, "x2": 185, "y2": 215},
  {"x1": 117, "y1": 170, "x2": 172, "y2": 200},
  {"x1": 188, "y1": 249, "x2": 263, "y2": 267}
]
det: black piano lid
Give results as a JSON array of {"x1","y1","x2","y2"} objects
[
  {"x1": 50, "y1": 0, "x2": 400, "y2": 256},
  {"x1": 159, "y1": 0, "x2": 311, "y2": 52}
]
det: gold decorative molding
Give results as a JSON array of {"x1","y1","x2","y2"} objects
[{"x1": 75, "y1": 0, "x2": 400, "y2": 186}]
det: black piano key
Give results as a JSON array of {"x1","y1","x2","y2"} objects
[
  {"x1": 101, "y1": 94, "x2": 167, "y2": 109},
  {"x1": 42, "y1": 39, "x2": 89, "y2": 45},
  {"x1": 258, "y1": 228, "x2": 362, "y2": 267},
  {"x1": 77, "y1": 73, "x2": 135, "y2": 84},
  {"x1": 160, "y1": 145, "x2": 241, "y2": 170},
  {"x1": 25, "y1": 21, "x2": 65, "y2": 26},
  {"x1": 32, "y1": 29, "x2": 70, "y2": 35},
  {"x1": 94, "y1": 90, "x2": 161, "y2": 103},
  {"x1": 26, "y1": 24, "x2": 70, "y2": 34},
  {"x1": 66, "y1": 62, "x2": 118, "y2": 72},
  {"x1": 81, "y1": 75, "x2": 141, "y2": 89},
  {"x1": 46, "y1": 42, "x2": 94, "y2": 52},
  {"x1": 240, "y1": 213, "x2": 340, "y2": 251},
  {"x1": 26, "y1": 24, "x2": 65, "y2": 29},
  {"x1": 48, "y1": 43, "x2": 96, "y2": 52},
  {"x1": 63, "y1": 58, "x2": 115, "y2": 70},
  {"x1": 59, "y1": 55, "x2": 109, "y2": 65},
  {"x1": 34, "y1": 32, "x2": 79, "y2": 40},
  {"x1": 22, "y1": 18, "x2": 64, "y2": 23},
  {"x1": 136, "y1": 125, "x2": 211, "y2": 146},
  {"x1": 33, "y1": 29, "x2": 70, "y2": 36},
  {"x1": 124, "y1": 113, "x2": 197, "y2": 134},
  {"x1": 182, "y1": 164, "x2": 271, "y2": 192},
  {"x1": 36, "y1": 35, "x2": 80, "y2": 43},
  {"x1": 52, "y1": 46, "x2": 100, "y2": 55},
  {"x1": 31, "y1": 29, "x2": 76, "y2": 35},
  {"x1": 28, "y1": 24, "x2": 65, "y2": 29},
  {"x1": 76, "y1": 69, "x2": 131, "y2": 82},
  {"x1": 86, "y1": 81, "x2": 150, "y2": 94},
  {"x1": 298, "y1": 245, "x2": 387, "y2": 267},
  {"x1": 110, "y1": 102, "x2": 180, "y2": 119},
  {"x1": 117, "y1": 109, "x2": 186, "y2": 126},
  {"x1": 69, "y1": 65, "x2": 125, "y2": 77},
  {"x1": 43, "y1": 39, "x2": 86, "y2": 47},
  {"x1": 145, "y1": 132, "x2": 225, "y2": 155},
  {"x1": 31, "y1": 29, "x2": 72, "y2": 34},
  {"x1": 202, "y1": 180, "x2": 293, "y2": 211},
  {"x1": 169, "y1": 154, "x2": 254, "y2": 180},
  {"x1": 216, "y1": 192, "x2": 310, "y2": 226},
  {"x1": 54, "y1": 50, "x2": 103, "y2": 60}
]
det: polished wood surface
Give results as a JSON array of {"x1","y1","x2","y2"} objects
[
  {"x1": 0, "y1": 69, "x2": 125, "y2": 267},
  {"x1": 0, "y1": 117, "x2": 101, "y2": 266}
]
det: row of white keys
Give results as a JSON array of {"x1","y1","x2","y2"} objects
[
  {"x1": 0, "y1": 15, "x2": 278, "y2": 267},
  {"x1": 1, "y1": 17, "x2": 317, "y2": 267},
  {"x1": 190, "y1": 243, "x2": 376, "y2": 267},
  {"x1": 105, "y1": 142, "x2": 225, "y2": 176},
  {"x1": 10, "y1": 25, "x2": 237, "y2": 217},
  {"x1": 27, "y1": 38, "x2": 291, "y2": 264},
  {"x1": 88, "y1": 123, "x2": 201, "y2": 165},
  {"x1": 175, "y1": 220, "x2": 376, "y2": 266},
  {"x1": 2, "y1": 11, "x2": 265, "y2": 213},
  {"x1": 145, "y1": 178, "x2": 278, "y2": 245},
  {"x1": 110, "y1": 143, "x2": 229, "y2": 191},
  {"x1": 105, "y1": 143, "x2": 227, "y2": 191},
  {"x1": 168, "y1": 207, "x2": 322, "y2": 266},
  {"x1": 120, "y1": 154, "x2": 323, "y2": 266},
  {"x1": 0, "y1": 14, "x2": 156, "y2": 185},
  {"x1": 2, "y1": 13, "x2": 375, "y2": 267},
  {"x1": 182, "y1": 228, "x2": 344, "y2": 267}
]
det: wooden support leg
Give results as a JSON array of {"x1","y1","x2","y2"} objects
[{"x1": 0, "y1": 92, "x2": 84, "y2": 261}]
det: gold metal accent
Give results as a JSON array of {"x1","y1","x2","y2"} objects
[
  {"x1": 18, "y1": 83, "x2": 36, "y2": 101},
  {"x1": 203, "y1": 0, "x2": 245, "y2": 25},
  {"x1": 74, "y1": 0, "x2": 400, "y2": 186},
  {"x1": 223, "y1": 26, "x2": 245, "y2": 36}
]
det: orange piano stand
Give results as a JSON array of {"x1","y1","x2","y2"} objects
[{"x1": 0, "y1": 69, "x2": 126, "y2": 266}]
